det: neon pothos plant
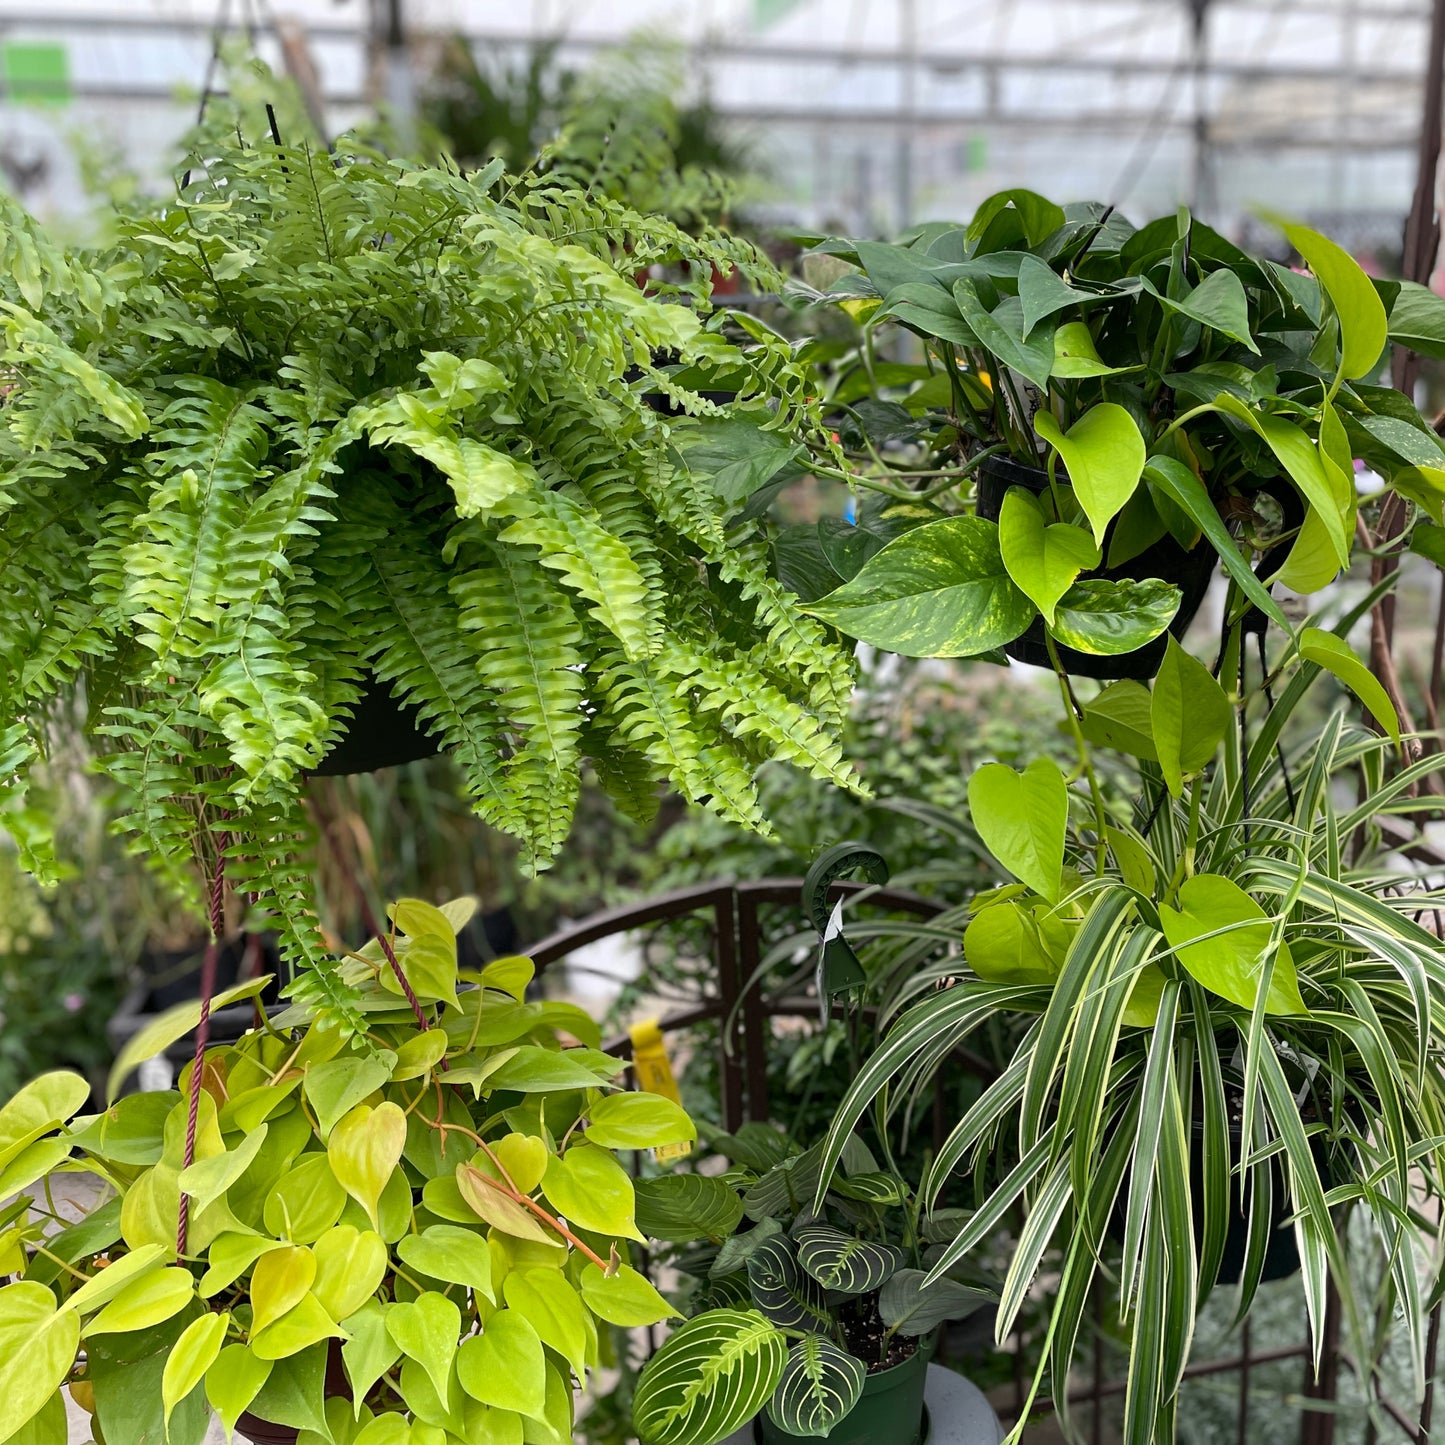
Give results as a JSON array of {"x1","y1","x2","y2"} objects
[
  {"x1": 812, "y1": 580, "x2": 1445, "y2": 1445},
  {"x1": 794, "y1": 191, "x2": 1445, "y2": 670},
  {"x1": 0, "y1": 135, "x2": 856, "y2": 1030},
  {"x1": 0, "y1": 898, "x2": 696, "y2": 1445},
  {"x1": 630, "y1": 1126, "x2": 990, "y2": 1444}
]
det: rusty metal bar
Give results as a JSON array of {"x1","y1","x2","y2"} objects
[
  {"x1": 1239, "y1": 1316, "x2": 1253, "y2": 1443},
  {"x1": 1299, "y1": 1276, "x2": 1343, "y2": 1445},
  {"x1": 735, "y1": 888, "x2": 772, "y2": 1125},
  {"x1": 1418, "y1": 1298, "x2": 1442, "y2": 1443},
  {"x1": 714, "y1": 892, "x2": 745, "y2": 1133}
]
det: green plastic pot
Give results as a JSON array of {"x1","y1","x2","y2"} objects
[{"x1": 757, "y1": 1337, "x2": 932, "y2": 1445}]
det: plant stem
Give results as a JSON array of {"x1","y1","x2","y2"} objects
[{"x1": 1046, "y1": 634, "x2": 1108, "y2": 874}]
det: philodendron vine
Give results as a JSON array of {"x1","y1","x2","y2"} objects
[
  {"x1": 790, "y1": 194, "x2": 1445, "y2": 672},
  {"x1": 0, "y1": 898, "x2": 694, "y2": 1445}
]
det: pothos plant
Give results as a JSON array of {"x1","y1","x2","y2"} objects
[
  {"x1": 628, "y1": 1126, "x2": 991, "y2": 1445},
  {"x1": 0, "y1": 134, "x2": 856, "y2": 1032},
  {"x1": 0, "y1": 897, "x2": 696, "y2": 1445},
  {"x1": 790, "y1": 191, "x2": 1445, "y2": 675},
  {"x1": 808, "y1": 606, "x2": 1445, "y2": 1444}
]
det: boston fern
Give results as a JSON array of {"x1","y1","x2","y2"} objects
[{"x1": 0, "y1": 139, "x2": 855, "y2": 1027}]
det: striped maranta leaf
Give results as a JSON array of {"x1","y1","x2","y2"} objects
[
  {"x1": 633, "y1": 1309, "x2": 787, "y2": 1445},
  {"x1": 634, "y1": 1174, "x2": 743, "y2": 1242},
  {"x1": 878, "y1": 1267, "x2": 992, "y2": 1336},
  {"x1": 746, "y1": 1236, "x2": 831, "y2": 1330},
  {"x1": 794, "y1": 1225, "x2": 904, "y2": 1295},
  {"x1": 765, "y1": 1335, "x2": 866, "y2": 1439},
  {"x1": 743, "y1": 1145, "x2": 825, "y2": 1221}
]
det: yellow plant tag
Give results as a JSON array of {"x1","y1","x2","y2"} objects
[{"x1": 628, "y1": 1020, "x2": 692, "y2": 1164}]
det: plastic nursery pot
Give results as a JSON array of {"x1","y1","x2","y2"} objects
[
  {"x1": 975, "y1": 454, "x2": 1216, "y2": 681},
  {"x1": 758, "y1": 1336, "x2": 933, "y2": 1445},
  {"x1": 307, "y1": 675, "x2": 440, "y2": 776}
]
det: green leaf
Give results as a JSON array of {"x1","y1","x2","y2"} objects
[
  {"x1": 746, "y1": 1236, "x2": 831, "y2": 1331},
  {"x1": 1142, "y1": 456, "x2": 1291, "y2": 633},
  {"x1": 998, "y1": 487, "x2": 1099, "y2": 625},
  {"x1": 477, "y1": 955, "x2": 534, "y2": 1002},
  {"x1": 1411, "y1": 519, "x2": 1445, "y2": 568},
  {"x1": 765, "y1": 1336, "x2": 865, "y2": 1439},
  {"x1": 578, "y1": 1263, "x2": 677, "y2": 1327},
  {"x1": 328, "y1": 1103, "x2": 406, "y2": 1231},
  {"x1": 804, "y1": 516, "x2": 1033, "y2": 658},
  {"x1": 503, "y1": 1268, "x2": 588, "y2": 1378},
  {"x1": 311, "y1": 1225, "x2": 388, "y2": 1322},
  {"x1": 681, "y1": 417, "x2": 803, "y2": 508},
  {"x1": 1158, "y1": 874, "x2": 1307, "y2": 1015},
  {"x1": 482, "y1": 1046, "x2": 612, "y2": 1093},
  {"x1": 1035, "y1": 404, "x2": 1146, "y2": 548},
  {"x1": 199, "y1": 1235, "x2": 287, "y2": 1299},
  {"x1": 584, "y1": 1093, "x2": 696, "y2": 1151},
  {"x1": 964, "y1": 901, "x2": 1062, "y2": 986},
  {"x1": 0, "y1": 1282, "x2": 80, "y2": 1441},
  {"x1": 967, "y1": 759, "x2": 1068, "y2": 902},
  {"x1": 396, "y1": 1225, "x2": 494, "y2": 1300},
  {"x1": 264, "y1": 1154, "x2": 348, "y2": 1243},
  {"x1": 457, "y1": 1309, "x2": 546, "y2": 1418},
  {"x1": 1052, "y1": 322, "x2": 1139, "y2": 379},
  {"x1": 1386, "y1": 278, "x2": 1445, "y2": 360},
  {"x1": 251, "y1": 1293, "x2": 346, "y2": 1362},
  {"x1": 1388, "y1": 465, "x2": 1445, "y2": 526},
  {"x1": 1273, "y1": 506, "x2": 1344, "y2": 593},
  {"x1": 1017, "y1": 256, "x2": 1096, "y2": 339},
  {"x1": 455, "y1": 1165, "x2": 555, "y2": 1244},
  {"x1": 92, "y1": 1304, "x2": 210, "y2": 1445},
  {"x1": 66, "y1": 1243, "x2": 168, "y2": 1315},
  {"x1": 340, "y1": 1302, "x2": 401, "y2": 1419},
  {"x1": 162, "y1": 1310, "x2": 229, "y2": 1436},
  {"x1": 1048, "y1": 577, "x2": 1180, "y2": 656},
  {"x1": 1298, "y1": 627, "x2": 1400, "y2": 742},
  {"x1": 878, "y1": 1267, "x2": 991, "y2": 1336},
  {"x1": 0, "y1": 1071, "x2": 89, "y2": 1169},
  {"x1": 794, "y1": 1225, "x2": 903, "y2": 1295},
  {"x1": 303, "y1": 1055, "x2": 397, "y2": 1141},
  {"x1": 176, "y1": 1123, "x2": 269, "y2": 1216},
  {"x1": 542, "y1": 1144, "x2": 643, "y2": 1242},
  {"x1": 1081, "y1": 680, "x2": 1158, "y2": 760},
  {"x1": 1282, "y1": 220, "x2": 1388, "y2": 380},
  {"x1": 633, "y1": 1309, "x2": 788, "y2": 1445},
  {"x1": 1150, "y1": 637, "x2": 1230, "y2": 796},
  {"x1": 1141, "y1": 269, "x2": 1258, "y2": 352},
  {"x1": 250, "y1": 1245, "x2": 318, "y2": 1335},
  {"x1": 1, "y1": 1390, "x2": 64, "y2": 1445},
  {"x1": 205, "y1": 1345, "x2": 273, "y2": 1439},
  {"x1": 239, "y1": 1341, "x2": 331, "y2": 1438},
  {"x1": 953, "y1": 280, "x2": 1053, "y2": 389},
  {"x1": 386, "y1": 1291, "x2": 461, "y2": 1405},
  {"x1": 391, "y1": 1029, "x2": 449, "y2": 1083},
  {"x1": 634, "y1": 1174, "x2": 743, "y2": 1242},
  {"x1": 107, "y1": 979, "x2": 273, "y2": 1101},
  {"x1": 1213, "y1": 394, "x2": 1351, "y2": 568},
  {"x1": 1106, "y1": 826, "x2": 1158, "y2": 896},
  {"x1": 83, "y1": 1266, "x2": 195, "y2": 1336}
]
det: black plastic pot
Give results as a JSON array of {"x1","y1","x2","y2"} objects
[
  {"x1": 976, "y1": 454, "x2": 1217, "y2": 680},
  {"x1": 757, "y1": 1337, "x2": 932, "y2": 1445},
  {"x1": 308, "y1": 676, "x2": 440, "y2": 776}
]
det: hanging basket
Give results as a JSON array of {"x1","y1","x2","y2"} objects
[
  {"x1": 976, "y1": 454, "x2": 1217, "y2": 681},
  {"x1": 307, "y1": 677, "x2": 441, "y2": 777}
]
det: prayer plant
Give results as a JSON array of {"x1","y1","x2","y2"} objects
[
  {"x1": 629, "y1": 1125, "x2": 990, "y2": 1445},
  {"x1": 0, "y1": 897, "x2": 696, "y2": 1445},
  {"x1": 0, "y1": 136, "x2": 855, "y2": 1031},
  {"x1": 792, "y1": 192, "x2": 1445, "y2": 673}
]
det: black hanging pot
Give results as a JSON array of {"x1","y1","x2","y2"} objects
[
  {"x1": 976, "y1": 454, "x2": 1217, "y2": 680},
  {"x1": 307, "y1": 676, "x2": 440, "y2": 776}
]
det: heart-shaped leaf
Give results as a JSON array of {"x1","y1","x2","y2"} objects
[
  {"x1": 66, "y1": 1243, "x2": 167, "y2": 1315},
  {"x1": 953, "y1": 280, "x2": 1054, "y2": 389},
  {"x1": 1151, "y1": 637, "x2": 1230, "y2": 796},
  {"x1": 0, "y1": 1282, "x2": 81, "y2": 1442},
  {"x1": 251, "y1": 1293, "x2": 345, "y2": 1361},
  {"x1": 312, "y1": 1226, "x2": 388, "y2": 1322},
  {"x1": 83, "y1": 1266, "x2": 194, "y2": 1336},
  {"x1": 456, "y1": 1165, "x2": 556, "y2": 1244},
  {"x1": 396, "y1": 1225, "x2": 494, "y2": 1299},
  {"x1": 341, "y1": 1302, "x2": 401, "y2": 1420},
  {"x1": 0, "y1": 1071, "x2": 89, "y2": 1168},
  {"x1": 386, "y1": 1291, "x2": 461, "y2": 1405},
  {"x1": 205, "y1": 1344, "x2": 273, "y2": 1436},
  {"x1": 329, "y1": 1103, "x2": 406, "y2": 1230},
  {"x1": 578, "y1": 1263, "x2": 677, "y2": 1327},
  {"x1": 264, "y1": 1153, "x2": 348, "y2": 1242},
  {"x1": 1048, "y1": 577, "x2": 1180, "y2": 656},
  {"x1": 878, "y1": 1268, "x2": 992, "y2": 1336},
  {"x1": 585, "y1": 1094, "x2": 697, "y2": 1151},
  {"x1": 1299, "y1": 627, "x2": 1400, "y2": 742},
  {"x1": 746, "y1": 1237, "x2": 831, "y2": 1331},
  {"x1": 162, "y1": 1311, "x2": 230, "y2": 1434},
  {"x1": 1281, "y1": 220, "x2": 1387, "y2": 380},
  {"x1": 964, "y1": 902, "x2": 1060, "y2": 986},
  {"x1": 998, "y1": 487, "x2": 1099, "y2": 625},
  {"x1": 1017, "y1": 255, "x2": 1098, "y2": 339},
  {"x1": 200, "y1": 1234, "x2": 288, "y2": 1298},
  {"x1": 304, "y1": 1056, "x2": 396, "y2": 1141},
  {"x1": 1159, "y1": 873, "x2": 1307, "y2": 1016},
  {"x1": 542, "y1": 1144, "x2": 644, "y2": 1242},
  {"x1": 503, "y1": 1268, "x2": 589, "y2": 1378},
  {"x1": 1053, "y1": 322, "x2": 1138, "y2": 379},
  {"x1": 967, "y1": 759, "x2": 1068, "y2": 902},
  {"x1": 1035, "y1": 404, "x2": 1146, "y2": 548},
  {"x1": 250, "y1": 1245, "x2": 317, "y2": 1335},
  {"x1": 766, "y1": 1336, "x2": 866, "y2": 1439},
  {"x1": 805, "y1": 516, "x2": 1033, "y2": 658},
  {"x1": 457, "y1": 1309, "x2": 546, "y2": 1417},
  {"x1": 490, "y1": 1132, "x2": 550, "y2": 1195},
  {"x1": 1081, "y1": 680, "x2": 1158, "y2": 760}
]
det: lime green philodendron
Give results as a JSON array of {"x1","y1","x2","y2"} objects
[
  {"x1": 816, "y1": 617, "x2": 1445, "y2": 1445},
  {"x1": 630, "y1": 1126, "x2": 990, "y2": 1445},
  {"x1": 794, "y1": 191, "x2": 1445, "y2": 668},
  {"x1": 0, "y1": 898, "x2": 694, "y2": 1445}
]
